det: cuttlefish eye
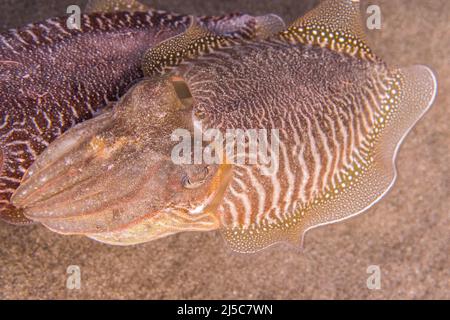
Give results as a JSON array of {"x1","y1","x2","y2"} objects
[
  {"x1": 171, "y1": 76, "x2": 194, "y2": 109},
  {"x1": 182, "y1": 166, "x2": 211, "y2": 189}
]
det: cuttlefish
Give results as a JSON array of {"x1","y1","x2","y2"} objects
[
  {"x1": 7, "y1": 0, "x2": 437, "y2": 253},
  {"x1": 0, "y1": 0, "x2": 285, "y2": 224}
]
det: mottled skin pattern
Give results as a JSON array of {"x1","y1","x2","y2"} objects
[
  {"x1": 0, "y1": 6, "x2": 282, "y2": 224},
  {"x1": 10, "y1": 0, "x2": 436, "y2": 252},
  {"x1": 184, "y1": 40, "x2": 387, "y2": 220}
]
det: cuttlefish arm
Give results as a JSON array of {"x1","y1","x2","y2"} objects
[
  {"x1": 0, "y1": 0, "x2": 284, "y2": 224},
  {"x1": 12, "y1": 76, "x2": 232, "y2": 241},
  {"x1": 13, "y1": 0, "x2": 436, "y2": 252}
]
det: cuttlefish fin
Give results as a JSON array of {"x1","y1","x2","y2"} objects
[
  {"x1": 85, "y1": 0, "x2": 150, "y2": 13},
  {"x1": 222, "y1": 65, "x2": 437, "y2": 253},
  {"x1": 142, "y1": 18, "x2": 230, "y2": 76},
  {"x1": 279, "y1": 0, "x2": 377, "y2": 61}
]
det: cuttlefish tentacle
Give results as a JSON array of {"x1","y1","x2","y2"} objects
[
  {"x1": 0, "y1": 0, "x2": 284, "y2": 224},
  {"x1": 12, "y1": 0, "x2": 437, "y2": 252}
]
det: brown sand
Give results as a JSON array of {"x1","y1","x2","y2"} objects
[{"x1": 0, "y1": 0, "x2": 448, "y2": 299}]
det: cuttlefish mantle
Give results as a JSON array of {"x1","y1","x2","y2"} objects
[{"x1": 11, "y1": 0, "x2": 437, "y2": 253}]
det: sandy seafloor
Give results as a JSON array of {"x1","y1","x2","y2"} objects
[{"x1": 0, "y1": 0, "x2": 448, "y2": 299}]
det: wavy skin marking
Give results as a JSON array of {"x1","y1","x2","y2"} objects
[
  {"x1": 180, "y1": 40, "x2": 388, "y2": 223},
  {"x1": 178, "y1": 38, "x2": 435, "y2": 252}
]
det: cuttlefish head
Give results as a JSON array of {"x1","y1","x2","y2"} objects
[{"x1": 12, "y1": 76, "x2": 232, "y2": 245}]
